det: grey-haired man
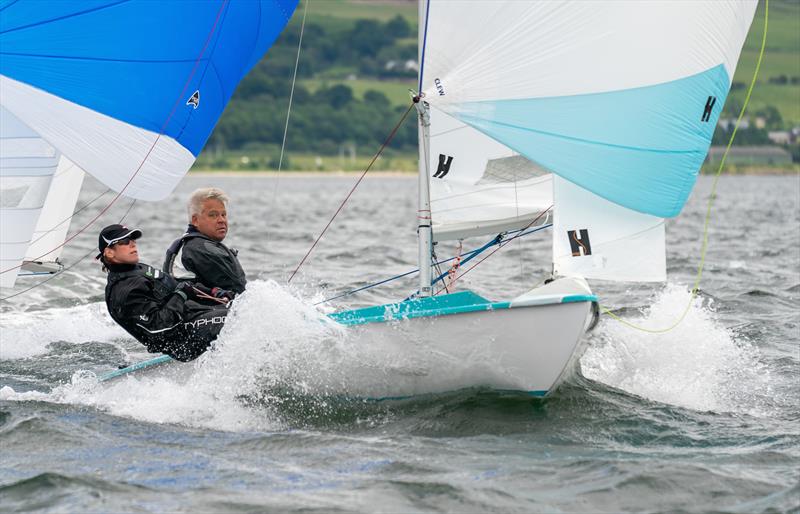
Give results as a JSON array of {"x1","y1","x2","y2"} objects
[{"x1": 163, "y1": 187, "x2": 246, "y2": 295}]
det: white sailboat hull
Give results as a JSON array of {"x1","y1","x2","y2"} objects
[
  {"x1": 337, "y1": 298, "x2": 592, "y2": 399},
  {"x1": 101, "y1": 278, "x2": 596, "y2": 399}
]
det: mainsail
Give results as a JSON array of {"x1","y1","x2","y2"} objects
[
  {"x1": 23, "y1": 157, "x2": 85, "y2": 273},
  {"x1": 0, "y1": 106, "x2": 61, "y2": 288},
  {"x1": 0, "y1": 0, "x2": 298, "y2": 288},
  {"x1": 426, "y1": 108, "x2": 552, "y2": 242}
]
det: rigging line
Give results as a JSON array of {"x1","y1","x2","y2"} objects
[
  {"x1": 0, "y1": 198, "x2": 138, "y2": 302},
  {"x1": 25, "y1": 188, "x2": 112, "y2": 249},
  {"x1": 287, "y1": 102, "x2": 415, "y2": 283},
  {"x1": 600, "y1": 0, "x2": 769, "y2": 334},
  {"x1": 0, "y1": 0, "x2": 230, "y2": 279},
  {"x1": 433, "y1": 206, "x2": 553, "y2": 296},
  {"x1": 267, "y1": 0, "x2": 309, "y2": 245},
  {"x1": 318, "y1": 223, "x2": 552, "y2": 305},
  {"x1": 317, "y1": 232, "x2": 500, "y2": 305},
  {"x1": 512, "y1": 164, "x2": 522, "y2": 278}
]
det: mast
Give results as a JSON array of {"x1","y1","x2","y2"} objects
[{"x1": 415, "y1": 98, "x2": 433, "y2": 297}]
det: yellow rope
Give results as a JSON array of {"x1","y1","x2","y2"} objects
[{"x1": 600, "y1": 0, "x2": 769, "y2": 334}]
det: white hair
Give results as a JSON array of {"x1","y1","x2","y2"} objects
[{"x1": 188, "y1": 187, "x2": 230, "y2": 220}]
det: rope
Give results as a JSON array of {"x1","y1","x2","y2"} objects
[
  {"x1": 445, "y1": 240, "x2": 462, "y2": 291},
  {"x1": 0, "y1": 199, "x2": 138, "y2": 302},
  {"x1": 0, "y1": 0, "x2": 230, "y2": 280},
  {"x1": 287, "y1": 102, "x2": 415, "y2": 283},
  {"x1": 24, "y1": 187, "x2": 111, "y2": 251},
  {"x1": 599, "y1": 0, "x2": 769, "y2": 333},
  {"x1": 266, "y1": 0, "x2": 309, "y2": 247},
  {"x1": 433, "y1": 206, "x2": 552, "y2": 295},
  {"x1": 276, "y1": 0, "x2": 307, "y2": 175},
  {"x1": 315, "y1": 224, "x2": 551, "y2": 305}
]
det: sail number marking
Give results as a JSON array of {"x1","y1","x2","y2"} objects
[
  {"x1": 567, "y1": 229, "x2": 592, "y2": 257},
  {"x1": 701, "y1": 95, "x2": 716, "y2": 122}
]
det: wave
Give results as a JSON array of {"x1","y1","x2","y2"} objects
[{"x1": 581, "y1": 283, "x2": 776, "y2": 416}]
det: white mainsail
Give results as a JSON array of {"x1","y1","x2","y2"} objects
[
  {"x1": 552, "y1": 176, "x2": 666, "y2": 282},
  {"x1": 0, "y1": 106, "x2": 60, "y2": 288},
  {"x1": 23, "y1": 157, "x2": 85, "y2": 272},
  {"x1": 427, "y1": 107, "x2": 552, "y2": 242}
]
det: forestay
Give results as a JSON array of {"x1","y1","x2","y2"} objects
[{"x1": 418, "y1": 0, "x2": 756, "y2": 218}]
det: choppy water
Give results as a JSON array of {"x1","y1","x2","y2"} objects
[{"x1": 0, "y1": 174, "x2": 798, "y2": 513}]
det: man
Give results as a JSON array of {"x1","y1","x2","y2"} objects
[
  {"x1": 99, "y1": 224, "x2": 230, "y2": 362},
  {"x1": 163, "y1": 187, "x2": 246, "y2": 295}
]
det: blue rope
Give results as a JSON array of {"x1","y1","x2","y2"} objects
[{"x1": 316, "y1": 223, "x2": 552, "y2": 305}]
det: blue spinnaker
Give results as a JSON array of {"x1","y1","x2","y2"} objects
[{"x1": 0, "y1": 0, "x2": 298, "y2": 199}]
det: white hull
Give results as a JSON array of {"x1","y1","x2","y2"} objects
[
  {"x1": 338, "y1": 299, "x2": 592, "y2": 398},
  {"x1": 101, "y1": 278, "x2": 596, "y2": 399}
]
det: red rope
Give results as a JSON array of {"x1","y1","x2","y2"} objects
[
  {"x1": 0, "y1": 0, "x2": 230, "y2": 278},
  {"x1": 287, "y1": 102, "x2": 416, "y2": 283},
  {"x1": 433, "y1": 205, "x2": 553, "y2": 296}
]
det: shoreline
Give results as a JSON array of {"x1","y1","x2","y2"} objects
[
  {"x1": 189, "y1": 170, "x2": 417, "y2": 177},
  {"x1": 189, "y1": 168, "x2": 799, "y2": 177}
]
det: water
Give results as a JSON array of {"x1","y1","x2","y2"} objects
[{"x1": 1, "y1": 174, "x2": 798, "y2": 513}]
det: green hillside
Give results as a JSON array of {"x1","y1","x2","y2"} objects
[
  {"x1": 729, "y1": 0, "x2": 800, "y2": 124},
  {"x1": 198, "y1": 0, "x2": 800, "y2": 171}
]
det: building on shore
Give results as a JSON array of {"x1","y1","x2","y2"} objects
[{"x1": 705, "y1": 146, "x2": 792, "y2": 165}]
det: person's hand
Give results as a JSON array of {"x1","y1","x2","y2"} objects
[
  {"x1": 175, "y1": 281, "x2": 201, "y2": 301},
  {"x1": 210, "y1": 287, "x2": 235, "y2": 302}
]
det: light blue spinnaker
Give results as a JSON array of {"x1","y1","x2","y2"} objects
[{"x1": 451, "y1": 66, "x2": 729, "y2": 218}]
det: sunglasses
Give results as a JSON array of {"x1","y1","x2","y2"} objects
[{"x1": 109, "y1": 237, "x2": 135, "y2": 247}]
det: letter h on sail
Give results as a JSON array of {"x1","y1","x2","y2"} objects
[
  {"x1": 433, "y1": 154, "x2": 453, "y2": 178},
  {"x1": 568, "y1": 229, "x2": 592, "y2": 256},
  {"x1": 701, "y1": 96, "x2": 716, "y2": 122}
]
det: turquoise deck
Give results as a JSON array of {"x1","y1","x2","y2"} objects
[{"x1": 329, "y1": 290, "x2": 510, "y2": 326}]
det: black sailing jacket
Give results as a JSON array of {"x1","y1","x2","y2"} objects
[
  {"x1": 104, "y1": 262, "x2": 227, "y2": 361},
  {"x1": 163, "y1": 225, "x2": 246, "y2": 294}
]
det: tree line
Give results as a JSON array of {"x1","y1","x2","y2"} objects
[{"x1": 208, "y1": 16, "x2": 418, "y2": 156}]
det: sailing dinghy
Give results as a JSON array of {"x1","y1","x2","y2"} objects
[
  {"x1": 1, "y1": 1, "x2": 755, "y2": 398},
  {"x1": 101, "y1": 0, "x2": 756, "y2": 399}
]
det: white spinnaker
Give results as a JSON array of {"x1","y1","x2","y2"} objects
[
  {"x1": 24, "y1": 156, "x2": 85, "y2": 266},
  {"x1": 427, "y1": 105, "x2": 552, "y2": 242},
  {"x1": 552, "y1": 176, "x2": 666, "y2": 283},
  {"x1": 419, "y1": 0, "x2": 756, "y2": 103},
  {"x1": 0, "y1": 75, "x2": 194, "y2": 201},
  {"x1": 0, "y1": 106, "x2": 59, "y2": 288}
]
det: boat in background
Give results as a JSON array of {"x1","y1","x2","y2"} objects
[
  {"x1": 0, "y1": 0, "x2": 299, "y2": 288},
  {"x1": 100, "y1": 1, "x2": 756, "y2": 399}
]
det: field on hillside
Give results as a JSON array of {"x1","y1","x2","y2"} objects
[
  {"x1": 731, "y1": 0, "x2": 800, "y2": 124},
  {"x1": 197, "y1": 0, "x2": 800, "y2": 172}
]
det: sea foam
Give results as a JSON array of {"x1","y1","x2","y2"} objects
[{"x1": 581, "y1": 283, "x2": 773, "y2": 415}]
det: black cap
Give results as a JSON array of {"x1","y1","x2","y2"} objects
[{"x1": 96, "y1": 224, "x2": 142, "y2": 259}]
